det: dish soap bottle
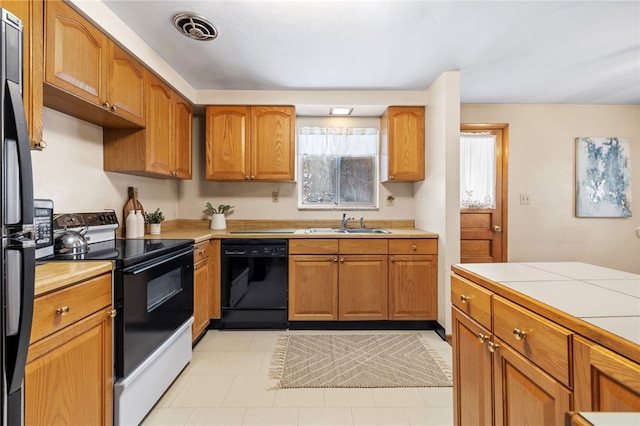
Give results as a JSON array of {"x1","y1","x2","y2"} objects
[
  {"x1": 135, "y1": 209, "x2": 144, "y2": 237},
  {"x1": 126, "y1": 209, "x2": 137, "y2": 238}
]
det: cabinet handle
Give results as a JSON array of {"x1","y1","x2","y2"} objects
[
  {"x1": 460, "y1": 295, "x2": 471, "y2": 304},
  {"x1": 390, "y1": 256, "x2": 395, "y2": 262},
  {"x1": 477, "y1": 333, "x2": 488, "y2": 343},
  {"x1": 487, "y1": 341, "x2": 500, "y2": 353},
  {"x1": 512, "y1": 328, "x2": 527, "y2": 341},
  {"x1": 411, "y1": 244, "x2": 417, "y2": 251},
  {"x1": 110, "y1": 105, "x2": 118, "y2": 112},
  {"x1": 103, "y1": 101, "x2": 111, "y2": 109},
  {"x1": 56, "y1": 306, "x2": 70, "y2": 315},
  {"x1": 333, "y1": 256, "x2": 338, "y2": 263},
  {"x1": 198, "y1": 249, "x2": 206, "y2": 254},
  {"x1": 108, "y1": 309, "x2": 117, "y2": 318}
]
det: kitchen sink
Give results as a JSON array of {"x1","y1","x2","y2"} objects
[
  {"x1": 304, "y1": 228, "x2": 348, "y2": 234},
  {"x1": 304, "y1": 227, "x2": 391, "y2": 234}
]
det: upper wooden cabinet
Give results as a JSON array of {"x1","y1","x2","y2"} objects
[
  {"x1": 103, "y1": 71, "x2": 192, "y2": 178},
  {"x1": 205, "y1": 105, "x2": 295, "y2": 181},
  {"x1": 380, "y1": 106, "x2": 425, "y2": 182},
  {"x1": 44, "y1": 0, "x2": 144, "y2": 128},
  {"x1": 3, "y1": 0, "x2": 44, "y2": 148}
]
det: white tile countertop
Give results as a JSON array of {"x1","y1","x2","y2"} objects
[{"x1": 452, "y1": 262, "x2": 640, "y2": 346}]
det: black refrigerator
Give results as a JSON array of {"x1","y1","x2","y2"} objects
[{"x1": 1, "y1": 8, "x2": 35, "y2": 426}]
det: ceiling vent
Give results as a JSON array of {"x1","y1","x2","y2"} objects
[{"x1": 173, "y1": 13, "x2": 218, "y2": 41}]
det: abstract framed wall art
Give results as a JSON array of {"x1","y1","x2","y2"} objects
[{"x1": 575, "y1": 137, "x2": 632, "y2": 218}]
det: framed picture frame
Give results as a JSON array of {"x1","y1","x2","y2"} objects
[{"x1": 575, "y1": 137, "x2": 632, "y2": 218}]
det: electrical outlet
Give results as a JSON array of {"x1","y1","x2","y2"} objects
[
  {"x1": 272, "y1": 191, "x2": 279, "y2": 203},
  {"x1": 519, "y1": 194, "x2": 531, "y2": 205},
  {"x1": 386, "y1": 195, "x2": 395, "y2": 206}
]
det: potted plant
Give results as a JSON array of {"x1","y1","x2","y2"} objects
[
  {"x1": 205, "y1": 202, "x2": 234, "y2": 230},
  {"x1": 144, "y1": 208, "x2": 165, "y2": 235}
]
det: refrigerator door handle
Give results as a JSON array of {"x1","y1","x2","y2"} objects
[
  {"x1": 5, "y1": 79, "x2": 34, "y2": 225},
  {"x1": 5, "y1": 243, "x2": 35, "y2": 395}
]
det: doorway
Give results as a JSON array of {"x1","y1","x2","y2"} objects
[{"x1": 460, "y1": 124, "x2": 509, "y2": 263}]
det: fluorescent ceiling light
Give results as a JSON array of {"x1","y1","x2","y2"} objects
[{"x1": 330, "y1": 107, "x2": 353, "y2": 116}]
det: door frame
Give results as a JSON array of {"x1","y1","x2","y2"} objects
[{"x1": 460, "y1": 123, "x2": 509, "y2": 262}]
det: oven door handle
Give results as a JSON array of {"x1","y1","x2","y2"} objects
[{"x1": 123, "y1": 247, "x2": 196, "y2": 275}]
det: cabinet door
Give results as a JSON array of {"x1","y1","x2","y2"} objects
[
  {"x1": 209, "y1": 240, "x2": 221, "y2": 319},
  {"x1": 452, "y1": 307, "x2": 492, "y2": 426},
  {"x1": 338, "y1": 255, "x2": 388, "y2": 320},
  {"x1": 388, "y1": 254, "x2": 437, "y2": 320},
  {"x1": 45, "y1": 0, "x2": 107, "y2": 106},
  {"x1": 205, "y1": 106, "x2": 250, "y2": 180},
  {"x1": 381, "y1": 106, "x2": 425, "y2": 182},
  {"x1": 4, "y1": 0, "x2": 43, "y2": 147},
  {"x1": 250, "y1": 106, "x2": 295, "y2": 181},
  {"x1": 25, "y1": 307, "x2": 113, "y2": 426},
  {"x1": 192, "y1": 257, "x2": 210, "y2": 342},
  {"x1": 173, "y1": 94, "x2": 193, "y2": 179},
  {"x1": 289, "y1": 255, "x2": 338, "y2": 320},
  {"x1": 493, "y1": 337, "x2": 572, "y2": 426},
  {"x1": 145, "y1": 72, "x2": 173, "y2": 176},
  {"x1": 108, "y1": 42, "x2": 145, "y2": 126},
  {"x1": 573, "y1": 336, "x2": 640, "y2": 412}
]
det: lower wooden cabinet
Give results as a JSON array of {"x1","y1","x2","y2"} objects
[
  {"x1": 493, "y1": 337, "x2": 572, "y2": 426},
  {"x1": 573, "y1": 336, "x2": 640, "y2": 411},
  {"x1": 288, "y1": 238, "x2": 437, "y2": 322},
  {"x1": 193, "y1": 240, "x2": 212, "y2": 341},
  {"x1": 26, "y1": 272, "x2": 113, "y2": 426}
]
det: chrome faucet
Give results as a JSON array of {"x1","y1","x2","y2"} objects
[{"x1": 341, "y1": 213, "x2": 354, "y2": 230}]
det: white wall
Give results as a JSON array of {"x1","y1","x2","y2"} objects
[
  {"x1": 32, "y1": 108, "x2": 179, "y2": 224},
  {"x1": 462, "y1": 104, "x2": 640, "y2": 274},
  {"x1": 414, "y1": 72, "x2": 461, "y2": 334}
]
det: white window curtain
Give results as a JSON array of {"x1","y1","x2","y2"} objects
[
  {"x1": 297, "y1": 127, "x2": 378, "y2": 156},
  {"x1": 460, "y1": 132, "x2": 496, "y2": 209}
]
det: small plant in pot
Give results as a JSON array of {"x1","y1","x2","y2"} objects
[
  {"x1": 205, "y1": 202, "x2": 234, "y2": 230},
  {"x1": 144, "y1": 208, "x2": 165, "y2": 235}
]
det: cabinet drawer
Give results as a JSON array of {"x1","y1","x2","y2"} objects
[
  {"x1": 493, "y1": 296, "x2": 572, "y2": 387},
  {"x1": 389, "y1": 239, "x2": 437, "y2": 255},
  {"x1": 289, "y1": 239, "x2": 338, "y2": 254},
  {"x1": 194, "y1": 240, "x2": 211, "y2": 263},
  {"x1": 451, "y1": 274, "x2": 492, "y2": 329},
  {"x1": 339, "y1": 239, "x2": 388, "y2": 254},
  {"x1": 31, "y1": 273, "x2": 112, "y2": 344}
]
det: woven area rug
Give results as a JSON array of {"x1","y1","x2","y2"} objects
[{"x1": 269, "y1": 334, "x2": 452, "y2": 389}]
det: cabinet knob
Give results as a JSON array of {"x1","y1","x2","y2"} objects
[
  {"x1": 411, "y1": 244, "x2": 417, "y2": 251},
  {"x1": 492, "y1": 225, "x2": 502, "y2": 233},
  {"x1": 487, "y1": 341, "x2": 500, "y2": 353},
  {"x1": 339, "y1": 256, "x2": 344, "y2": 263},
  {"x1": 250, "y1": 176, "x2": 255, "y2": 180},
  {"x1": 389, "y1": 175, "x2": 394, "y2": 180},
  {"x1": 477, "y1": 333, "x2": 488, "y2": 343},
  {"x1": 103, "y1": 101, "x2": 111, "y2": 109},
  {"x1": 110, "y1": 105, "x2": 118, "y2": 112},
  {"x1": 390, "y1": 256, "x2": 395, "y2": 262},
  {"x1": 512, "y1": 328, "x2": 527, "y2": 341},
  {"x1": 56, "y1": 306, "x2": 70, "y2": 316},
  {"x1": 460, "y1": 294, "x2": 471, "y2": 304},
  {"x1": 108, "y1": 309, "x2": 117, "y2": 318},
  {"x1": 33, "y1": 140, "x2": 47, "y2": 150},
  {"x1": 245, "y1": 176, "x2": 250, "y2": 180},
  {"x1": 333, "y1": 256, "x2": 338, "y2": 263}
]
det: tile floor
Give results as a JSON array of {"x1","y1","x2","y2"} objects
[{"x1": 142, "y1": 329, "x2": 454, "y2": 426}]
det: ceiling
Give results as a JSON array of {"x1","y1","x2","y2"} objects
[{"x1": 101, "y1": 1, "x2": 640, "y2": 111}]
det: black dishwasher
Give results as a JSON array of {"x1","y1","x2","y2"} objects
[{"x1": 220, "y1": 239, "x2": 288, "y2": 329}]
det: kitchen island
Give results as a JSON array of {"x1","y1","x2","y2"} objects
[{"x1": 451, "y1": 262, "x2": 640, "y2": 426}]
